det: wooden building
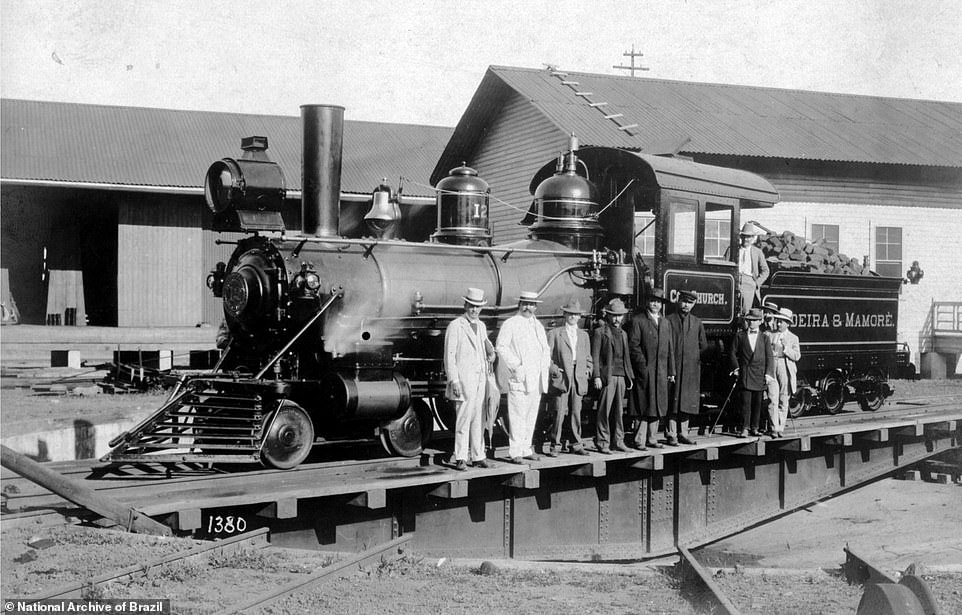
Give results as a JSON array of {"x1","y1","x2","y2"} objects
[
  {"x1": 1, "y1": 99, "x2": 452, "y2": 328},
  {"x1": 431, "y1": 66, "x2": 962, "y2": 374}
]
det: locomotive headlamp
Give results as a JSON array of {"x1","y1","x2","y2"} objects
[
  {"x1": 205, "y1": 136, "x2": 287, "y2": 232},
  {"x1": 303, "y1": 271, "x2": 321, "y2": 290}
]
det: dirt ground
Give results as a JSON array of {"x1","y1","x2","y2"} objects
[{"x1": 2, "y1": 378, "x2": 961, "y2": 613}]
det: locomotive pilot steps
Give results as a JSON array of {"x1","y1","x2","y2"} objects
[{"x1": 105, "y1": 103, "x2": 901, "y2": 470}]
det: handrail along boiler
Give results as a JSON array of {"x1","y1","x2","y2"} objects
[{"x1": 103, "y1": 104, "x2": 901, "y2": 469}]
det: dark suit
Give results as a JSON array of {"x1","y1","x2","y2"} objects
[
  {"x1": 626, "y1": 313, "x2": 675, "y2": 419},
  {"x1": 667, "y1": 312, "x2": 709, "y2": 417},
  {"x1": 545, "y1": 325, "x2": 592, "y2": 451},
  {"x1": 729, "y1": 329, "x2": 775, "y2": 432},
  {"x1": 591, "y1": 322, "x2": 634, "y2": 450}
]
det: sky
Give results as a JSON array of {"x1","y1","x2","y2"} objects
[{"x1": 2, "y1": 0, "x2": 961, "y2": 127}]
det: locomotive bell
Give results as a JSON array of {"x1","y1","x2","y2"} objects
[
  {"x1": 364, "y1": 179, "x2": 401, "y2": 239},
  {"x1": 528, "y1": 136, "x2": 604, "y2": 251},
  {"x1": 431, "y1": 164, "x2": 492, "y2": 246}
]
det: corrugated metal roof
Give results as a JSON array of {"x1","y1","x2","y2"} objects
[
  {"x1": 0, "y1": 99, "x2": 453, "y2": 197},
  {"x1": 440, "y1": 66, "x2": 962, "y2": 171}
]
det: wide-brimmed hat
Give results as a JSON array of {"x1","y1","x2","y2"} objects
[
  {"x1": 462, "y1": 287, "x2": 487, "y2": 306},
  {"x1": 678, "y1": 289, "x2": 698, "y2": 302},
  {"x1": 773, "y1": 307, "x2": 794, "y2": 322},
  {"x1": 603, "y1": 298, "x2": 629, "y2": 315},
  {"x1": 517, "y1": 290, "x2": 543, "y2": 304},
  {"x1": 646, "y1": 288, "x2": 669, "y2": 303},
  {"x1": 561, "y1": 299, "x2": 585, "y2": 314},
  {"x1": 739, "y1": 222, "x2": 762, "y2": 236},
  {"x1": 744, "y1": 307, "x2": 765, "y2": 321},
  {"x1": 762, "y1": 301, "x2": 780, "y2": 314}
]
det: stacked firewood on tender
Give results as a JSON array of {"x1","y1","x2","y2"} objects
[{"x1": 756, "y1": 230, "x2": 876, "y2": 276}]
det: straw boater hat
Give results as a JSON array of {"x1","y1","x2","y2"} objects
[
  {"x1": 517, "y1": 290, "x2": 543, "y2": 303},
  {"x1": 462, "y1": 287, "x2": 487, "y2": 306},
  {"x1": 678, "y1": 289, "x2": 698, "y2": 302},
  {"x1": 647, "y1": 288, "x2": 669, "y2": 303},
  {"x1": 762, "y1": 301, "x2": 780, "y2": 314},
  {"x1": 739, "y1": 222, "x2": 762, "y2": 236},
  {"x1": 561, "y1": 299, "x2": 586, "y2": 314},
  {"x1": 744, "y1": 307, "x2": 765, "y2": 321},
  {"x1": 773, "y1": 307, "x2": 794, "y2": 322},
  {"x1": 603, "y1": 298, "x2": 629, "y2": 315}
]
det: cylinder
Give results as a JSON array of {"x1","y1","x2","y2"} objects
[
  {"x1": 604, "y1": 264, "x2": 634, "y2": 296},
  {"x1": 321, "y1": 372, "x2": 411, "y2": 420},
  {"x1": 301, "y1": 104, "x2": 345, "y2": 237}
]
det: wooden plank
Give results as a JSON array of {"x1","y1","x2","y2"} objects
[
  {"x1": 0, "y1": 444, "x2": 171, "y2": 536},
  {"x1": 504, "y1": 470, "x2": 540, "y2": 490},
  {"x1": 174, "y1": 508, "x2": 202, "y2": 531},
  {"x1": 819, "y1": 433, "x2": 853, "y2": 447},
  {"x1": 347, "y1": 489, "x2": 386, "y2": 509},
  {"x1": 857, "y1": 428, "x2": 889, "y2": 442},
  {"x1": 772, "y1": 436, "x2": 811, "y2": 453},
  {"x1": 571, "y1": 461, "x2": 606, "y2": 477},
  {"x1": 629, "y1": 455, "x2": 664, "y2": 471},
  {"x1": 729, "y1": 441, "x2": 766, "y2": 456},
  {"x1": 258, "y1": 498, "x2": 298, "y2": 519},
  {"x1": 428, "y1": 480, "x2": 468, "y2": 499},
  {"x1": 892, "y1": 424, "x2": 924, "y2": 438},
  {"x1": 685, "y1": 448, "x2": 719, "y2": 462}
]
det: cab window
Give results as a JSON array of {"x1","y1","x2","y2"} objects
[
  {"x1": 704, "y1": 202, "x2": 734, "y2": 260},
  {"x1": 666, "y1": 200, "x2": 697, "y2": 259}
]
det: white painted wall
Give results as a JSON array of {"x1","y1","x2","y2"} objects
[{"x1": 751, "y1": 202, "x2": 962, "y2": 375}]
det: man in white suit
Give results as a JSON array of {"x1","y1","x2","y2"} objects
[
  {"x1": 768, "y1": 307, "x2": 801, "y2": 438},
  {"x1": 496, "y1": 291, "x2": 550, "y2": 464},
  {"x1": 544, "y1": 299, "x2": 592, "y2": 456},
  {"x1": 444, "y1": 287, "x2": 496, "y2": 470}
]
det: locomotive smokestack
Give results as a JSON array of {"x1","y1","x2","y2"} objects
[{"x1": 301, "y1": 104, "x2": 345, "y2": 237}]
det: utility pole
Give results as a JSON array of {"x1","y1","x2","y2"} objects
[{"x1": 613, "y1": 45, "x2": 649, "y2": 77}]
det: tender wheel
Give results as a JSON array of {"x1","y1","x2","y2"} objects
[
  {"x1": 858, "y1": 368, "x2": 886, "y2": 412},
  {"x1": 260, "y1": 401, "x2": 314, "y2": 469},
  {"x1": 819, "y1": 373, "x2": 845, "y2": 414},
  {"x1": 787, "y1": 388, "x2": 812, "y2": 418},
  {"x1": 379, "y1": 402, "x2": 433, "y2": 457}
]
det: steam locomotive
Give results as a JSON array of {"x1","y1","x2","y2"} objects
[{"x1": 103, "y1": 104, "x2": 900, "y2": 470}]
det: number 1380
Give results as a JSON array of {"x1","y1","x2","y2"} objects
[{"x1": 207, "y1": 515, "x2": 247, "y2": 534}]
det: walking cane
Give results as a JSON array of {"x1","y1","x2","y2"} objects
[{"x1": 709, "y1": 378, "x2": 738, "y2": 435}]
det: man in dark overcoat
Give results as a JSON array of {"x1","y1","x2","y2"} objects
[
  {"x1": 666, "y1": 289, "x2": 709, "y2": 446},
  {"x1": 591, "y1": 298, "x2": 634, "y2": 454},
  {"x1": 728, "y1": 307, "x2": 775, "y2": 437},
  {"x1": 626, "y1": 288, "x2": 675, "y2": 450}
]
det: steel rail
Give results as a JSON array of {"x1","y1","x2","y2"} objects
[
  {"x1": 677, "y1": 546, "x2": 742, "y2": 615},
  {"x1": 23, "y1": 528, "x2": 270, "y2": 602},
  {"x1": 214, "y1": 534, "x2": 413, "y2": 614}
]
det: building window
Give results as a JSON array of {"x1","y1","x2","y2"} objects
[
  {"x1": 811, "y1": 223, "x2": 839, "y2": 253},
  {"x1": 875, "y1": 226, "x2": 902, "y2": 278},
  {"x1": 634, "y1": 214, "x2": 656, "y2": 257},
  {"x1": 704, "y1": 203, "x2": 733, "y2": 260}
]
